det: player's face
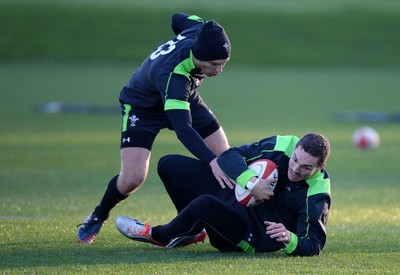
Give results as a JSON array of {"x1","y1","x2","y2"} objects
[
  {"x1": 288, "y1": 147, "x2": 321, "y2": 182},
  {"x1": 196, "y1": 58, "x2": 230, "y2": 77}
]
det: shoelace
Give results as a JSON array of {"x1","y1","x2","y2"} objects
[
  {"x1": 140, "y1": 222, "x2": 150, "y2": 236},
  {"x1": 76, "y1": 215, "x2": 101, "y2": 229},
  {"x1": 127, "y1": 221, "x2": 150, "y2": 237}
]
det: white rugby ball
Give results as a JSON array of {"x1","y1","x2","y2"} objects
[
  {"x1": 352, "y1": 126, "x2": 380, "y2": 150},
  {"x1": 235, "y1": 159, "x2": 278, "y2": 207}
]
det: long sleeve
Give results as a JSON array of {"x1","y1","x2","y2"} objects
[
  {"x1": 171, "y1": 13, "x2": 205, "y2": 35},
  {"x1": 167, "y1": 109, "x2": 216, "y2": 164}
]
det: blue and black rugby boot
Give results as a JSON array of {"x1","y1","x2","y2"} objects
[{"x1": 77, "y1": 212, "x2": 105, "y2": 244}]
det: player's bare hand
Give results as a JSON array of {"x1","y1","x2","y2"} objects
[
  {"x1": 264, "y1": 221, "x2": 291, "y2": 244},
  {"x1": 251, "y1": 178, "x2": 276, "y2": 201},
  {"x1": 210, "y1": 158, "x2": 235, "y2": 189}
]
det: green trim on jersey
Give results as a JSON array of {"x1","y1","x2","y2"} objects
[
  {"x1": 237, "y1": 240, "x2": 256, "y2": 253},
  {"x1": 283, "y1": 171, "x2": 330, "y2": 253},
  {"x1": 306, "y1": 171, "x2": 331, "y2": 196},
  {"x1": 187, "y1": 15, "x2": 206, "y2": 23},
  {"x1": 274, "y1": 135, "x2": 299, "y2": 157},
  {"x1": 165, "y1": 99, "x2": 190, "y2": 111},
  {"x1": 246, "y1": 154, "x2": 264, "y2": 163},
  {"x1": 246, "y1": 135, "x2": 299, "y2": 161},
  {"x1": 172, "y1": 51, "x2": 196, "y2": 78},
  {"x1": 164, "y1": 51, "x2": 196, "y2": 111},
  {"x1": 236, "y1": 169, "x2": 258, "y2": 188},
  {"x1": 122, "y1": 104, "x2": 132, "y2": 132},
  {"x1": 282, "y1": 232, "x2": 298, "y2": 254},
  {"x1": 236, "y1": 135, "x2": 299, "y2": 188},
  {"x1": 302, "y1": 171, "x2": 331, "y2": 242}
]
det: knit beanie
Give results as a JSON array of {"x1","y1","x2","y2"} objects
[{"x1": 192, "y1": 20, "x2": 231, "y2": 61}]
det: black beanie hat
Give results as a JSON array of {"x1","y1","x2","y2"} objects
[{"x1": 192, "y1": 20, "x2": 231, "y2": 61}]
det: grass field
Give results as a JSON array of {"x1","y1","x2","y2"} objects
[
  {"x1": 1, "y1": 62, "x2": 399, "y2": 274},
  {"x1": 2, "y1": 1, "x2": 400, "y2": 66},
  {"x1": 1, "y1": 0, "x2": 400, "y2": 273}
]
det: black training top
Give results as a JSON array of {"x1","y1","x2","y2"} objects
[
  {"x1": 120, "y1": 14, "x2": 206, "y2": 110},
  {"x1": 119, "y1": 13, "x2": 218, "y2": 164},
  {"x1": 217, "y1": 135, "x2": 331, "y2": 256}
]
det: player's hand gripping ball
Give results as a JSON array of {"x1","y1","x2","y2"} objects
[{"x1": 235, "y1": 159, "x2": 278, "y2": 207}]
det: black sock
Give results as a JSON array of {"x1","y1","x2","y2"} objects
[{"x1": 94, "y1": 175, "x2": 128, "y2": 221}]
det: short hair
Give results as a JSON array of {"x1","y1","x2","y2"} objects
[{"x1": 296, "y1": 133, "x2": 331, "y2": 167}]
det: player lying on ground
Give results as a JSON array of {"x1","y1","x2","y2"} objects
[{"x1": 115, "y1": 133, "x2": 332, "y2": 256}]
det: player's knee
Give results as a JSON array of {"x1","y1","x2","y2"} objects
[{"x1": 157, "y1": 154, "x2": 179, "y2": 178}]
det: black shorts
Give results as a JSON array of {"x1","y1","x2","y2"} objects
[{"x1": 119, "y1": 92, "x2": 221, "y2": 150}]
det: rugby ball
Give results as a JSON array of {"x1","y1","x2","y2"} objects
[
  {"x1": 352, "y1": 126, "x2": 380, "y2": 150},
  {"x1": 235, "y1": 159, "x2": 278, "y2": 207}
]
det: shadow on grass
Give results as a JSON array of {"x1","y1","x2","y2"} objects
[{"x1": 1, "y1": 241, "x2": 283, "y2": 269}]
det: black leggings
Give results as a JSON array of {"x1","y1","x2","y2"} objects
[
  {"x1": 152, "y1": 194, "x2": 246, "y2": 252},
  {"x1": 157, "y1": 154, "x2": 224, "y2": 212},
  {"x1": 154, "y1": 154, "x2": 250, "y2": 252}
]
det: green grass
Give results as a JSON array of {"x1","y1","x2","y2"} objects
[
  {"x1": 1, "y1": 0, "x2": 400, "y2": 273},
  {"x1": 1, "y1": 62, "x2": 399, "y2": 274},
  {"x1": 1, "y1": 1, "x2": 400, "y2": 66}
]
